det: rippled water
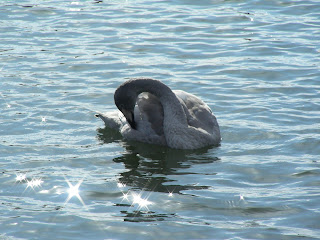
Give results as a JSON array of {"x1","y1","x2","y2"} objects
[{"x1": 1, "y1": 0, "x2": 320, "y2": 239}]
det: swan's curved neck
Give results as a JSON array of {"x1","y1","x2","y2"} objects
[{"x1": 123, "y1": 79, "x2": 187, "y2": 126}]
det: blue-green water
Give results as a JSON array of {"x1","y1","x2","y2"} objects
[{"x1": 1, "y1": 0, "x2": 320, "y2": 239}]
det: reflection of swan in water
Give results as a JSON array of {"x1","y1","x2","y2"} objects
[
  {"x1": 96, "y1": 128, "x2": 220, "y2": 193},
  {"x1": 95, "y1": 78, "x2": 221, "y2": 149}
]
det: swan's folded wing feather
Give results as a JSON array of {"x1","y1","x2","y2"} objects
[
  {"x1": 173, "y1": 90, "x2": 219, "y2": 134},
  {"x1": 136, "y1": 93, "x2": 164, "y2": 136}
]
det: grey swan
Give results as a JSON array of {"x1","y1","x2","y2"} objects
[{"x1": 95, "y1": 78, "x2": 221, "y2": 149}]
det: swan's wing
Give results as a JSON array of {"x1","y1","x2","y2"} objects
[
  {"x1": 135, "y1": 92, "x2": 164, "y2": 136},
  {"x1": 95, "y1": 110, "x2": 123, "y2": 130},
  {"x1": 173, "y1": 90, "x2": 219, "y2": 134}
]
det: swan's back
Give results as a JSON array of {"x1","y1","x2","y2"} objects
[
  {"x1": 135, "y1": 90, "x2": 219, "y2": 136},
  {"x1": 173, "y1": 90, "x2": 219, "y2": 134}
]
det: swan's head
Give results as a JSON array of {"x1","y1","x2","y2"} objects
[{"x1": 114, "y1": 82, "x2": 137, "y2": 130}]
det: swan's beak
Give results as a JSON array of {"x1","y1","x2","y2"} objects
[{"x1": 122, "y1": 109, "x2": 136, "y2": 130}]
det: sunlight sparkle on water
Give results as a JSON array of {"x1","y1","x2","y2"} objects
[
  {"x1": 131, "y1": 192, "x2": 153, "y2": 210},
  {"x1": 117, "y1": 182, "x2": 126, "y2": 188},
  {"x1": 240, "y1": 194, "x2": 245, "y2": 201},
  {"x1": 122, "y1": 192, "x2": 129, "y2": 201},
  {"x1": 26, "y1": 178, "x2": 43, "y2": 190},
  {"x1": 117, "y1": 180, "x2": 155, "y2": 211},
  {"x1": 15, "y1": 173, "x2": 43, "y2": 191},
  {"x1": 65, "y1": 179, "x2": 85, "y2": 206},
  {"x1": 15, "y1": 173, "x2": 27, "y2": 183},
  {"x1": 120, "y1": 190, "x2": 153, "y2": 211}
]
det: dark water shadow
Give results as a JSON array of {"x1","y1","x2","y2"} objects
[
  {"x1": 97, "y1": 126, "x2": 122, "y2": 144},
  {"x1": 97, "y1": 127, "x2": 220, "y2": 194}
]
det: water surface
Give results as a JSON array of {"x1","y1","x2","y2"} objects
[{"x1": 1, "y1": 0, "x2": 320, "y2": 239}]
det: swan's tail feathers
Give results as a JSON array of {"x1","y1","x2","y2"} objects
[{"x1": 95, "y1": 111, "x2": 122, "y2": 130}]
